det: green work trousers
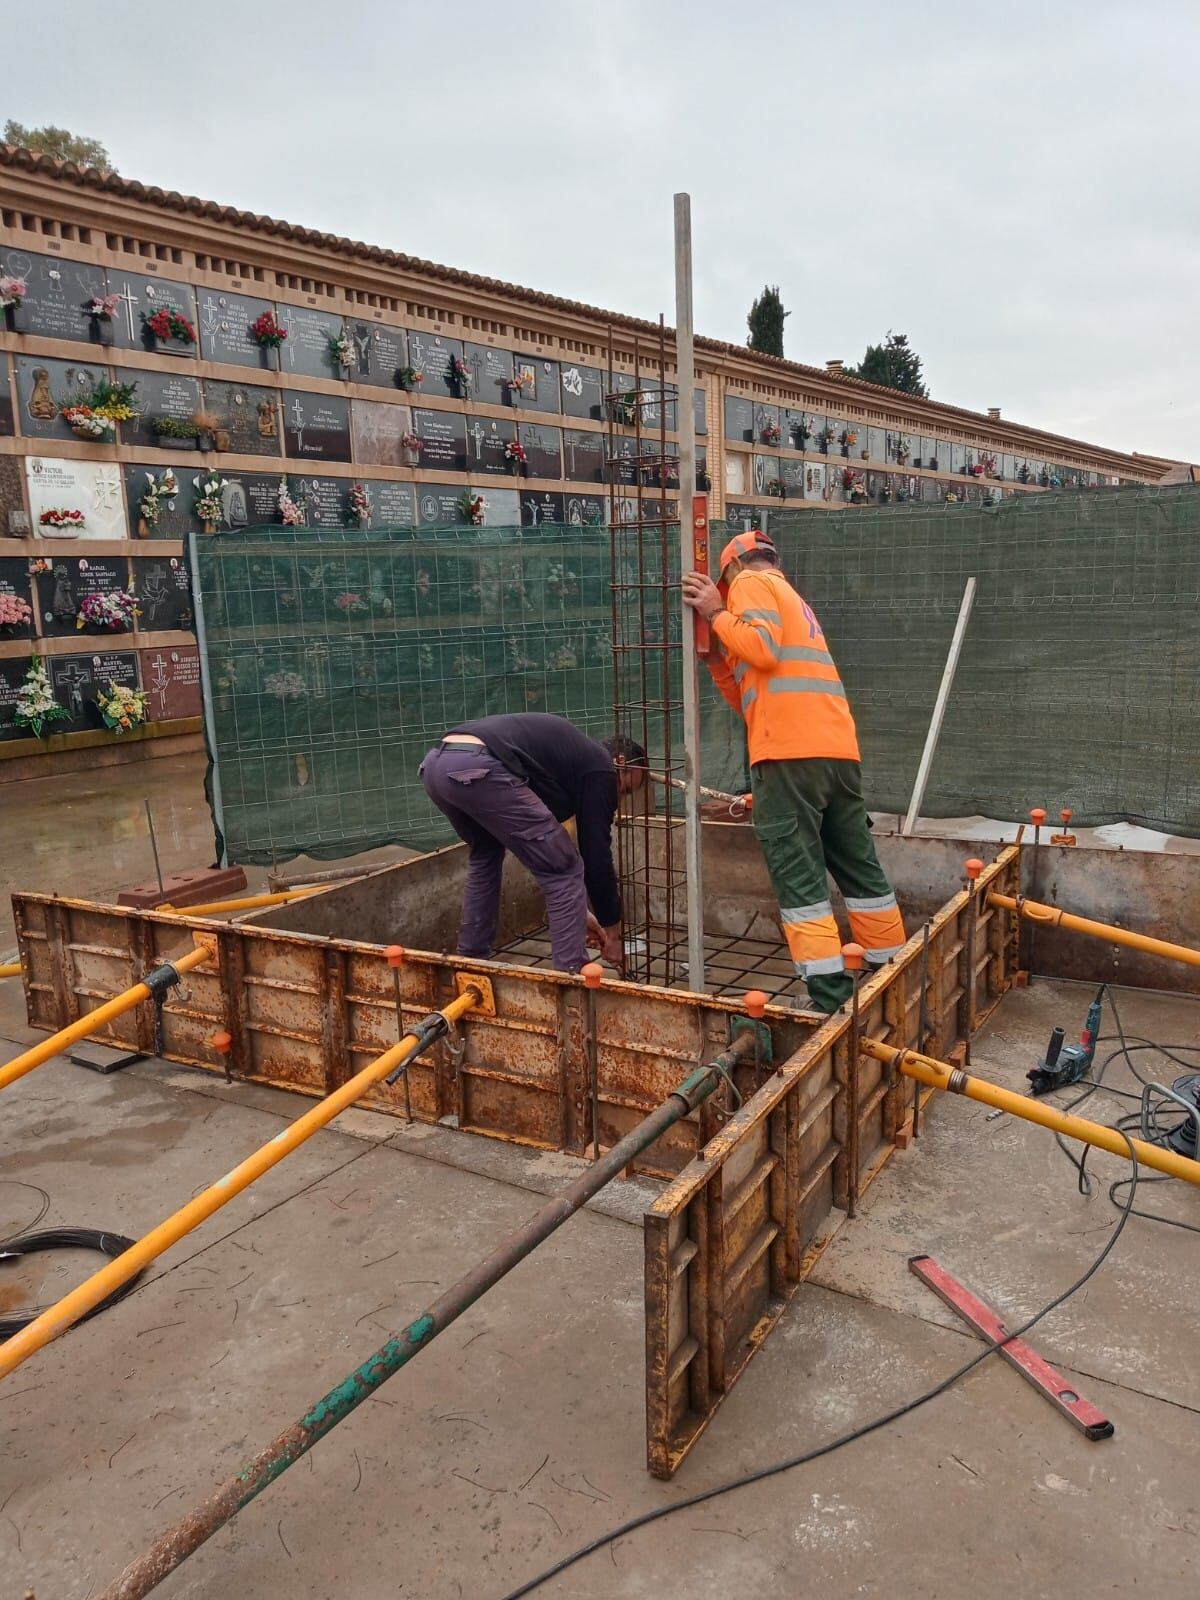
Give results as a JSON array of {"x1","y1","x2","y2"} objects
[{"x1": 750, "y1": 757, "x2": 903, "y2": 1012}]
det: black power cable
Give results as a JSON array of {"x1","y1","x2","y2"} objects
[
  {"x1": 495, "y1": 1132, "x2": 1141, "y2": 1600},
  {"x1": 0, "y1": 1227, "x2": 144, "y2": 1338}
]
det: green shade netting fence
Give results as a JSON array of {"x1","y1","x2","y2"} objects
[{"x1": 192, "y1": 487, "x2": 1200, "y2": 865}]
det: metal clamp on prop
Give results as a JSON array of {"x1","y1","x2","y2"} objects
[
  {"x1": 385, "y1": 1012, "x2": 451, "y2": 1086},
  {"x1": 142, "y1": 961, "x2": 185, "y2": 1056}
]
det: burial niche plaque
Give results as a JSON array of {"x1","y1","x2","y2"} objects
[
  {"x1": 139, "y1": 646, "x2": 202, "y2": 720},
  {"x1": 197, "y1": 290, "x2": 281, "y2": 370},
  {"x1": 107, "y1": 273, "x2": 199, "y2": 355},
  {"x1": 413, "y1": 409, "x2": 468, "y2": 473},
  {"x1": 132, "y1": 556, "x2": 195, "y2": 633},
  {"x1": 0, "y1": 249, "x2": 106, "y2": 342},
  {"x1": 282, "y1": 391, "x2": 352, "y2": 462},
  {"x1": 202, "y1": 381, "x2": 282, "y2": 457},
  {"x1": 50, "y1": 650, "x2": 141, "y2": 734},
  {"x1": 118, "y1": 368, "x2": 202, "y2": 451}
]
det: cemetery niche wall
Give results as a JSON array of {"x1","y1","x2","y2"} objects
[{"x1": 0, "y1": 153, "x2": 1171, "y2": 772}]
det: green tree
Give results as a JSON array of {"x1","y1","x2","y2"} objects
[
  {"x1": 747, "y1": 285, "x2": 789, "y2": 359},
  {"x1": 3, "y1": 120, "x2": 113, "y2": 171},
  {"x1": 850, "y1": 330, "x2": 928, "y2": 397}
]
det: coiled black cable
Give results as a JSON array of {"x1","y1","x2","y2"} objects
[{"x1": 0, "y1": 1227, "x2": 144, "y2": 1338}]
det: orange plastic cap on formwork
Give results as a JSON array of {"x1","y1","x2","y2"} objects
[
  {"x1": 1030, "y1": 808, "x2": 1047, "y2": 826},
  {"x1": 210, "y1": 1030, "x2": 233, "y2": 1055},
  {"x1": 581, "y1": 962, "x2": 604, "y2": 990},
  {"x1": 1061, "y1": 808, "x2": 1073, "y2": 825},
  {"x1": 385, "y1": 945, "x2": 405, "y2": 968},
  {"x1": 965, "y1": 858, "x2": 984, "y2": 881},
  {"x1": 742, "y1": 989, "x2": 768, "y2": 1019},
  {"x1": 841, "y1": 942, "x2": 866, "y2": 972}
]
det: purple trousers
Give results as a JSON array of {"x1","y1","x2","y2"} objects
[{"x1": 420, "y1": 744, "x2": 588, "y2": 972}]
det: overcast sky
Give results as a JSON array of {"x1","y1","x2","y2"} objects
[{"x1": 8, "y1": 0, "x2": 1198, "y2": 459}]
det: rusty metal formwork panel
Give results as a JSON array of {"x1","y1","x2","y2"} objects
[
  {"x1": 643, "y1": 845, "x2": 1021, "y2": 1477},
  {"x1": 12, "y1": 893, "x2": 818, "y2": 1179}
]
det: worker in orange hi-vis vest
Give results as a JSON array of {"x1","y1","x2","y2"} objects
[{"x1": 682, "y1": 528, "x2": 906, "y2": 1012}]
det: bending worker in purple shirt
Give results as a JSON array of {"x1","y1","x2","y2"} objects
[{"x1": 420, "y1": 712, "x2": 646, "y2": 973}]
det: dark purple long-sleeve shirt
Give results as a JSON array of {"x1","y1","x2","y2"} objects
[{"x1": 449, "y1": 713, "x2": 621, "y2": 925}]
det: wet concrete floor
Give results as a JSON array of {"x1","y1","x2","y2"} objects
[
  {"x1": 0, "y1": 751, "x2": 410, "y2": 951},
  {"x1": 1, "y1": 964, "x2": 1197, "y2": 1598}
]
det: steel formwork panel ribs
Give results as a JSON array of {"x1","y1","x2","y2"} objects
[{"x1": 11, "y1": 844, "x2": 1022, "y2": 1479}]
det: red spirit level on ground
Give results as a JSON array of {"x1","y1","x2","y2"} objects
[{"x1": 909, "y1": 1254, "x2": 1114, "y2": 1440}]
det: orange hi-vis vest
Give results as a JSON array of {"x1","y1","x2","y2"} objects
[{"x1": 708, "y1": 568, "x2": 860, "y2": 765}]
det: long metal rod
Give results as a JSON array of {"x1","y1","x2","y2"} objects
[
  {"x1": 988, "y1": 892, "x2": 1200, "y2": 969},
  {"x1": 0, "y1": 943, "x2": 210, "y2": 1094},
  {"x1": 97, "y1": 1039, "x2": 751, "y2": 1600},
  {"x1": 143, "y1": 799, "x2": 165, "y2": 895},
  {"x1": 862, "y1": 1037, "x2": 1200, "y2": 1187},
  {"x1": 902, "y1": 576, "x2": 976, "y2": 836},
  {"x1": 0, "y1": 986, "x2": 481, "y2": 1380},
  {"x1": 187, "y1": 528, "x2": 228, "y2": 868},
  {"x1": 674, "y1": 192, "x2": 705, "y2": 993}
]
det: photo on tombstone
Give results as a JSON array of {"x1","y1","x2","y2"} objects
[
  {"x1": 520, "y1": 490, "x2": 566, "y2": 526},
  {"x1": 559, "y1": 362, "x2": 604, "y2": 420},
  {"x1": 15, "y1": 356, "x2": 112, "y2": 443},
  {"x1": 202, "y1": 380, "x2": 282, "y2": 457},
  {"x1": 115, "y1": 367, "x2": 203, "y2": 451},
  {"x1": 562, "y1": 429, "x2": 604, "y2": 483},
  {"x1": 462, "y1": 342, "x2": 514, "y2": 406},
  {"x1": 282, "y1": 390, "x2": 352, "y2": 462},
  {"x1": 26, "y1": 456, "x2": 126, "y2": 539},
  {"x1": 50, "y1": 650, "x2": 141, "y2": 734},
  {"x1": 0, "y1": 248, "x2": 107, "y2": 343},
  {"x1": 512, "y1": 355, "x2": 560, "y2": 414},
  {"x1": 564, "y1": 493, "x2": 605, "y2": 527},
  {"x1": 106, "y1": 272, "x2": 199, "y2": 355},
  {"x1": 466, "y1": 414, "x2": 518, "y2": 476},
  {"x1": 124, "y1": 463, "x2": 194, "y2": 539},
  {"x1": 351, "y1": 398, "x2": 414, "y2": 467},
  {"x1": 516, "y1": 421, "x2": 563, "y2": 480},
  {"x1": 0, "y1": 359, "x2": 13, "y2": 437},
  {"x1": 280, "y1": 305, "x2": 345, "y2": 381},
  {"x1": 724, "y1": 394, "x2": 755, "y2": 443},
  {"x1": 412, "y1": 408, "x2": 468, "y2": 473},
  {"x1": 196, "y1": 289, "x2": 282, "y2": 370},
  {"x1": 35, "y1": 555, "x2": 130, "y2": 638},
  {"x1": 347, "y1": 320, "x2": 408, "y2": 389},
  {"x1": 132, "y1": 555, "x2": 194, "y2": 633},
  {"x1": 406, "y1": 330, "x2": 465, "y2": 397},
  {"x1": 0, "y1": 559, "x2": 37, "y2": 641},
  {"x1": 139, "y1": 645, "x2": 202, "y2": 721},
  {"x1": 416, "y1": 484, "x2": 467, "y2": 526},
  {"x1": 0, "y1": 460, "x2": 23, "y2": 537}
]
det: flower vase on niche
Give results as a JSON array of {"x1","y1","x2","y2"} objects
[
  {"x1": 401, "y1": 431, "x2": 422, "y2": 468},
  {"x1": 84, "y1": 297, "x2": 119, "y2": 348}
]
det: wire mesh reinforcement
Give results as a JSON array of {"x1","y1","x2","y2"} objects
[{"x1": 191, "y1": 485, "x2": 1200, "y2": 869}]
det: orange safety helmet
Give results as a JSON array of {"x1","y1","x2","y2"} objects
[{"x1": 717, "y1": 528, "x2": 777, "y2": 579}]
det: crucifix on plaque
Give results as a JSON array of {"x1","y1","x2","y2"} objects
[
  {"x1": 55, "y1": 661, "x2": 91, "y2": 716},
  {"x1": 469, "y1": 420, "x2": 486, "y2": 461},
  {"x1": 468, "y1": 349, "x2": 485, "y2": 391},
  {"x1": 289, "y1": 397, "x2": 307, "y2": 453},
  {"x1": 112, "y1": 281, "x2": 141, "y2": 343}
]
